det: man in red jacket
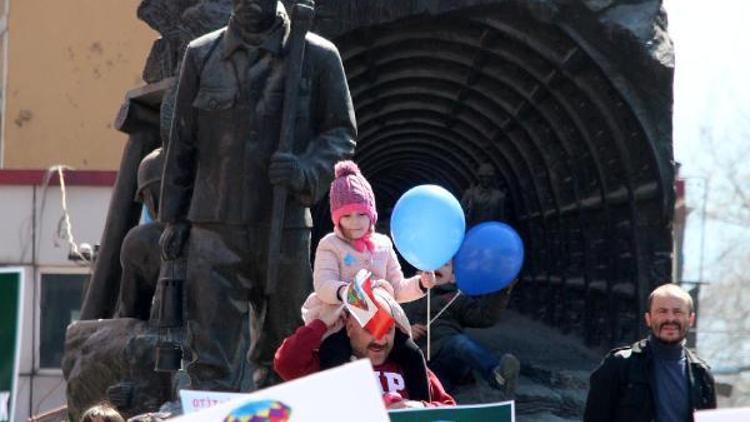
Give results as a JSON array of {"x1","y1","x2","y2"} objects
[{"x1": 274, "y1": 289, "x2": 455, "y2": 409}]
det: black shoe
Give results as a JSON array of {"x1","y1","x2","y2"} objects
[{"x1": 490, "y1": 353, "x2": 520, "y2": 396}]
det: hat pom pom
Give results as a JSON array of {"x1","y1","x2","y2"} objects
[{"x1": 334, "y1": 160, "x2": 361, "y2": 178}]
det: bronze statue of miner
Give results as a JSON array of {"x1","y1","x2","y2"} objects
[{"x1": 159, "y1": 0, "x2": 356, "y2": 390}]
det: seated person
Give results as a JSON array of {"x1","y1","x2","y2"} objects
[
  {"x1": 274, "y1": 288, "x2": 455, "y2": 409},
  {"x1": 403, "y1": 261, "x2": 520, "y2": 395}
]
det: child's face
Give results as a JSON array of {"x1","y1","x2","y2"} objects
[
  {"x1": 339, "y1": 212, "x2": 370, "y2": 240},
  {"x1": 435, "y1": 260, "x2": 455, "y2": 285}
]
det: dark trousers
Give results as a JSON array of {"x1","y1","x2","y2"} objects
[
  {"x1": 185, "y1": 224, "x2": 311, "y2": 391},
  {"x1": 429, "y1": 334, "x2": 498, "y2": 392}
]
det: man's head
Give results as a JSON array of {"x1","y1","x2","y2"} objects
[
  {"x1": 232, "y1": 0, "x2": 277, "y2": 33},
  {"x1": 645, "y1": 284, "x2": 695, "y2": 344},
  {"x1": 345, "y1": 289, "x2": 410, "y2": 366}
]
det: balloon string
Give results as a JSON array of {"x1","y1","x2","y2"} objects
[
  {"x1": 427, "y1": 288, "x2": 431, "y2": 361},
  {"x1": 429, "y1": 291, "x2": 462, "y2": 325}
]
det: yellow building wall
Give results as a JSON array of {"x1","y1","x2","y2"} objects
[{"x1": 2, "y1": 0, "x2": 157, "y2": 170}]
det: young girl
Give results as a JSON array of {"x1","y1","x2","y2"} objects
[{"x1": 301, "y1": 160, "x2": 435, "y2": 368}]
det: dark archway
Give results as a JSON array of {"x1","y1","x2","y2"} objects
[{"x1": 309, "y1": 0, "x2": 675, "y2": 347}]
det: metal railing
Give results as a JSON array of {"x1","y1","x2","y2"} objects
[{"x1": 27, "y1": 405, "x2": 68, "y2": 422}]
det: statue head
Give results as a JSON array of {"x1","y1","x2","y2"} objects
[
  {"x1": 232, "y1": 0, "x2": 277, "y2": 33},
  {"x1": 136, "y1": 148, "x2": 165, "y2": 219},
  {"x1": 183, "y1": 0, "x2": 232, "y2": 39},
  {"x1": 478, "y1": 163, "x2": 496, "y2": 189}
]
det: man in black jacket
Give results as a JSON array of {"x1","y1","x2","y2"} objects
[{"x1": 584, "y1": 284, "x2": 716, "y2": 421}]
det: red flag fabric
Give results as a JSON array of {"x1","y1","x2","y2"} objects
[{"x1": 344, "y1": 270, "x2": 395, "y2": 339}]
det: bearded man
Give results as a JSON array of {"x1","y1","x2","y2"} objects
[{"x1": 584, "y1": 284, "x2": 716, "y2": 422}]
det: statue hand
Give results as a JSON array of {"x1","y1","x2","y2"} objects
[
  {"x1": 269, "y1": 152, "x2": 305, "y2": 191},
  {"x1": 160, "y1": 222, "x2": 190, "y2": 261}
]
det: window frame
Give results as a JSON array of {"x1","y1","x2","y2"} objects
[{"x1": 35, "y1": 266, "x2": 90, "y2": 374}]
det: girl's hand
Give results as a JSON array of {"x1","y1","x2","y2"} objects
[
  {"x1": 372, "y1": 279, "x2": 396, "y2": 297},
  {"x1": 372, "y1": 279, "x2": 388, "y2": 289},
  {"x1": 420, "y1": 271, "x2": 436, "y2": 289}
]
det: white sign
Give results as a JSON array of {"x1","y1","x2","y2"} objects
[
  {"x1": 695, "y1": 408, "x2": 750, "y2": 422},
  {"x1": 180, "y1": 390, "x2": 247, "y2": 414},
  {"x1": 174, "y1": 360, "x2": 387, "y2": 422}
]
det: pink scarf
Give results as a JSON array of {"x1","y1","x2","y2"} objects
[
  {"x1": 334, "y1": 225, "x2": 375, "y2": 253},
  {"x1": 351, "y1": 233, "x2": 375, "y2": 253}
]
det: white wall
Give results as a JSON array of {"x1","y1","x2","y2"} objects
[
  {"x1": 1, "y1": 184, "x2": 111, "y2": 265},
  {"x1": 0, "y1": 186, "x2": 33, "y2": 264},
  {"x1": 1, "y1": 183, "x2": 112, "y2": 421}
]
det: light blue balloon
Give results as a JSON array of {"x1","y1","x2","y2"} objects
[
  {"x1": 390, "y1": 185, "x2": 466, "y2": 271},
  {"x1": 454, "y1": 222, "x2": 524, "y2": 295}
]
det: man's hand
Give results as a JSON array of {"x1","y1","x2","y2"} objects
[
  {"x1": 320, "y1": 304, "x2": 346, "y2": 328},
  {"x1": 420, "y1": 271, "x2": 436, "y2": 290},
  {"x1": 269, "y1": 152, "x2": 305, "y2": 191},
  {"x1": 387, "y1": 399, "x2": 425, "y2": 409},
  {"x1": 159, "y1": 222, "x2": 190, "y2": 261},
  {"x1": 411, "y1": 323, "x2": 427, "y2": 341}
]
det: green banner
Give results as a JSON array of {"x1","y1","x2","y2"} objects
[
  {"x1": 389, "y1": 401, "x2": 514, "y2": 422},
  {"x1": 0, "y1": 269, "x2": 23, "y2": 422}
]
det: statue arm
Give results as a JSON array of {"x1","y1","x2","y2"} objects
[
  {"x1": 159, "y1": 46, "x2": 200, "y2": 224},
  {"x1": 292, "y1": 43, "x2": 357, "y2": 206},
  {"x1": 113, "y1": 231, "x2": 142, "y2": 319}
]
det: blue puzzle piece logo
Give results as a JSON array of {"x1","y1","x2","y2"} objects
[{"x1": 343, "y1": 253, "x2": 356, "y2": 266}]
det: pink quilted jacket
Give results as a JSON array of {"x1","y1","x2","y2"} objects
[{"x1": 301, "y1": 227, "x2": 425, "y2": 335}]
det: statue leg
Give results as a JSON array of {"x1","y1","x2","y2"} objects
[
  {"x1": 248, "y1": 228, "x2": 312, "y2": 388},
  {"x1": 113, "y1": 269, "x2": 150, "y2": 319},
  {"x1": 184, "y1": 225, "x2": 253, "y2": 391}
]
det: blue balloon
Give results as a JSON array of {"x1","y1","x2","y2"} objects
[
  {"x1": 454, "y1": 222, "x2": 524, "y2": 295},
  {"x1": 390, "y1": 185, "x2": 466, "y2": 271}
]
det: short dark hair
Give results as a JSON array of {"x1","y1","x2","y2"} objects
[{"x1": 647, "y1": 283, "x2": 694, "y2": 314}]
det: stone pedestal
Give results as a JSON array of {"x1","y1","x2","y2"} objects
[{"x1": 62, "y1": 319, "x2": 171, "y2": 420}]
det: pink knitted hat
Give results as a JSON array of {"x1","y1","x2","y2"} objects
[{"x1": 330, "y1": 161, "x2": 378, "y2": 227}]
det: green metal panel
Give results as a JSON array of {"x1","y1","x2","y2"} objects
[
  {"x1": 0, "y1": 269, "x2": 23, "y2": 422},
  {"x1": 389, "y1": 401, "x2": 514, "y2": 422}
]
